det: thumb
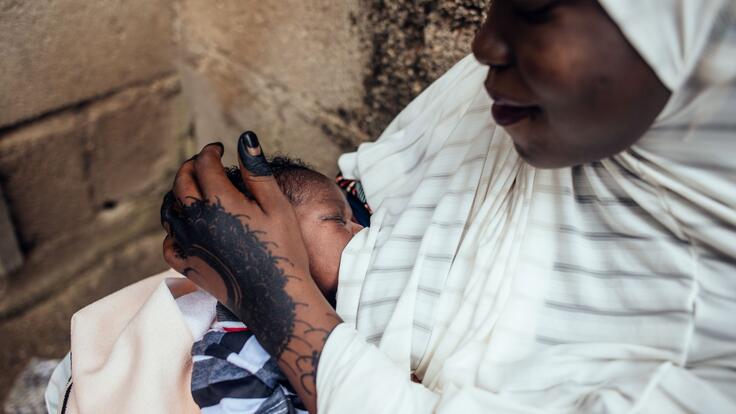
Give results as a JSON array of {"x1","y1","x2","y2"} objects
[{"x1": 237, "y1": 130, "x2": 287, "y2": 211}]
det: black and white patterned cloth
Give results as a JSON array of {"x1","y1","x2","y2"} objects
[{"x1": 191, "y1": 304, "x2": 307, "y2": 414}]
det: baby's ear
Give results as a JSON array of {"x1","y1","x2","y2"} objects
[{"x1": 224, "y1": 166, "x2": 255, "y2": 200}]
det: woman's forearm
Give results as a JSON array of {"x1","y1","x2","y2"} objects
[{"x1": 238, "y1": 269, "x2": 341, "y2": 414}]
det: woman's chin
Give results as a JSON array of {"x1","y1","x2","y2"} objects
[{"x1": 511, "y1": 138, "x2": 570, "y2": 169}]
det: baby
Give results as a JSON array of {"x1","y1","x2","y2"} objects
[
  {"x1": 224, "y1": 155, "x2": 365, "y2": 305},
  {"x1": 188, "y1": 157, "x2": 365, "y2": 412}
]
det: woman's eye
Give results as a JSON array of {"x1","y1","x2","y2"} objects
[{"x1": 512, "y1": 0, "x2": 558, "y2": 21}]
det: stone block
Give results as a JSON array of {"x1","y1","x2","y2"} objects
[
  {"x1": 87, "y1": 76, "x2": 190, "y2": 206},
  {"x1": 0, "y1": 0, "x2": 175, "y2": 127},
  {"x1": 0, "y1": 112, "x2": 93, "y2": 251}
]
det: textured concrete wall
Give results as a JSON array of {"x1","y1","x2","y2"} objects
[
  {"x1": 175, "y1": 0, "x2": 488, "y2": 173},
  {"x1": 175, "y1": 0, "x2": 370, "y2": 173},
  {"x1": 0, "y1": 0, "x2": 176, "y2": 127},
  {"x1": 358, "y1": 0, "x2": 488, "y2": 137},
  {"x1": 0, "y1": 0, "x2": 191, "y2": 401}
]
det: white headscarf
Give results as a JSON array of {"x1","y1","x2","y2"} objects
[{"x1": 321, "y1": 1, "x2": 736, "y2": 412}]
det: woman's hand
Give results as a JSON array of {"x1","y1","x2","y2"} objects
[{"x1": 161, "y1": 131, "x2": 340, "y2": 413}]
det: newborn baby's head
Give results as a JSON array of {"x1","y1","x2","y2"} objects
[{"x1": 225, "y1": 157, "x2": 363, "y2": 305}]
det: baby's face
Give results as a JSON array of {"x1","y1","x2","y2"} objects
[{"x1": 293, "y1": 178, "x2": 364, "y2": 305}]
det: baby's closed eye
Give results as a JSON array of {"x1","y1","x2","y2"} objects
[{"x1": 320, "y1": 213, "x2": 347, "y2": 225}]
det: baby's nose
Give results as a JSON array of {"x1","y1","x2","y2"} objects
[{"x1": 349, "y1": 220, "x2": 364, "y2": 235}]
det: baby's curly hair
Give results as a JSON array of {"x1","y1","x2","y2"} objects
[{"x1": 225, "y1": 156, "x2": 328, "y2": 206}]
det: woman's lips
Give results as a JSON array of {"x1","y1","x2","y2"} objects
[{"x1": 491, "y1": 99, "x2": 539, "y2": 127}]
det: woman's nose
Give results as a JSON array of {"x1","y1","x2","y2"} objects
[{"x1": 471, "y1": 12, "x2": 512, "y2": 69}]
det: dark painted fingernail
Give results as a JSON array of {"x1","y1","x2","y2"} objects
[
  {"x1": 238, "y1": 130, "x2": 271, "y2": 177},
  {"x1": 241, "y1": 131, "x2": 259, "y2": 148}
]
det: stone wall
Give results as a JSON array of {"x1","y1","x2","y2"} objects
[
  {"x1": 0, "y1": 0, "x2": 488, "y2": 406},
  {"x1": 0, "y1": 0, "x2": 191, "y2": 402},
  {"x1": 175, "y1": 0, "x2": 488, "y2": 173}
]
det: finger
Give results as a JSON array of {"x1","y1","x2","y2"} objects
[
  {"x1": 194, "y1": 142, "x2": 242, "y2": 204},
  {"x1": 160, "y1": 190, "x2": 178, "y2": 233},
  {"x1": 173, "y1": 158, "x2": 202, "y2": 206},
  {"x1": 237, "y1": 131, "x2": 288, "y2": 212},
  {"x1": 163, "y1": 235, "x2": 190, "y2": 275}
]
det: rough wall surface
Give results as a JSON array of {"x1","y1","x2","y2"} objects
[
  {"x1": 175, "y1": 0, "x2": 370, "y2": 173},
  {"x1": 0, "y1": 0, "x2": 176, "y2": 127},
  {"x1": 175, "y1": 0, "x2": 488, "y2": 173},
  {"x1": 0, "y1": 0, "x2": 191, "y2": 402},
  {"x1": 358, "y1": 0, "x2": 489, "y2": 137}
]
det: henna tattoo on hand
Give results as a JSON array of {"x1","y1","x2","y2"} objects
[
  {"x1": 280, "y1": 316, "x2": 339, "y2": 396},
  {"x1": 169, "y1": 196, "x2": 296, "y2": 358},
  {"x1": 162, "y1": 132, "x2": 344, "y2": 408}
]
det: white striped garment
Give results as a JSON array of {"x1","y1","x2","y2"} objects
[{"x1": 319, "y1": 1, "x2": 736, "y2": 413}]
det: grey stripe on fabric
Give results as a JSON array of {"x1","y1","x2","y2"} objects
[
  {"x1": 553, "y1": 262, "x2": 690, "y2": 280},
  {"x1": 369, "y1": 265, "x2": 415, "y2": 273},
  {"x1": 413, "y1": 320, "x2": 432, "y2": 332},
  {"x1": 696, "y1": 325, "x2": 736, "y2": 342},
  {"x1": 443, "y1": 138, "x2": 477, "y2": 149},
  {"x1": 650, "y1": 123, "x2": 736, "y2": 132},
  {"x1": 556, "y1": 224, "x2": 652, "y2": 241},
  {"x1": 386, "y1": 204, "x2": 439, "y2": 216},
  {"x1": 423, "y1": 253, "x2": 455, "y2": 262},
  {"x1": 430, "y1": 219, "x2": 468, "y2": 229},
  {"x1": 406, "y1": 204, "x2": 440, "y2": 211},
  {"x1": 402, "y1": 150, "x2": 436, "y2": 176},
  {"x1": 360, "y1": 296, "x2": 401, "y2": 308},
  {"x1": 422, "y1": 173, "x2": 453, "y2": 181},
  {"x1": 389, "y1": 233, "x2": 425, "y2": 241},
  {"x1": 592, "y1": 159, "x2": 645, "y2": 182},
  {"x1": 544, "y1": 299, "x2": 690, "y2": 317},
  {"x1": 699, "y1": 286, "x2": 736, "y2": 303},
  {"x1": 536, "y1": 335, "x2": 682, "y2": 354},
  {"x1": 395, "y1": 153, "x2": 484, "y2": 188},
  {"x1": 534, "y1": 184, "x2": 574, "y2": 196},
  {"x1": 417, "y1": 285, "x2": 442, "y2": 296},
  {"x1": 383, "y1": 187, "x2": 476, "y2": 204},
  {"x1": 573, "y1": 194, "x2": 638, "y2": 207},
  {"x1": 702, "y1": 250, "x2": 736, "y2": 266},
  {"x1": 535, "y1": 335, "x2": 568, "y2": 346}
]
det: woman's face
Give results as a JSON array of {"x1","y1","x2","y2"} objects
[{"x1": 473, "y1": 0, "x2": 671, "y2": 168}]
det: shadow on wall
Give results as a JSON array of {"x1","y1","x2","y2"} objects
[{"x1": 0, "y1": 0, "x2": 488, "y2": 409}]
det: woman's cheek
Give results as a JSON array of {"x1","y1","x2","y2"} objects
[{"x1": 519, "y1": 30, "x2": 588, "y2": 104}]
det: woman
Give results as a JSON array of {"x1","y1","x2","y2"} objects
[{"x1": 51, "y1": 0, "x2": 736, "y2": 412}]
